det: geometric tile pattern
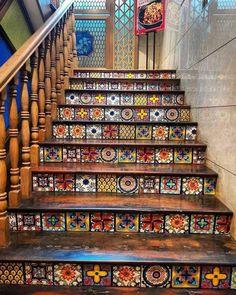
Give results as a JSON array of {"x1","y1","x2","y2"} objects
[
  {"x1": 25, "y1": 262, "x2": 53, "y2": 285},
  {"x1": 0, "y1": 263, "x2": 24, "y2": 284}
]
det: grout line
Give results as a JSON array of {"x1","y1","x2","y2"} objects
[{"x1": 206, "y1": 158, "x2": 236, "y2": 177}]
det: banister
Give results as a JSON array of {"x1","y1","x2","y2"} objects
[{"x1": 0, "y1": 0, "x2": 73, "y2": 93}]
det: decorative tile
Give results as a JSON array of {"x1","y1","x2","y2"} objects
[
  {"x1": 58, "y1": 107, "x2": 74, "y2": 120},
  {"x1": 102, "y1": 124, "x2": 119, "y2": 139},
  {"x1": 80, "y1": 93, "x2": 93, "y2": 104},
  {"x1": 137, "y1": 72, "x2": 147, "y2": 79},
  {"x1": 134, "y1": 94, "x2": 147, "y2": 105},
  {"x1": 125, "y1": 72, "x2": 135, "y2": 79},
  {"x1": 54, "y1": 263, "x2": 82, "y2": 286},
  {"x1": 215, "y1": 215, "x2": 232, "y2": 235},
  {"x1": 134, "y1": 108, "x2": 149, "y2": 121},
  {"x1": 147, "y1": 72, "x2": 159, "y2": 79},
  {"x1": 186, "y1": 125, "x2": 197, "y2": 140},
  {"x1": 0, "y1": 263, "x2": 24, "y2": 284},
  {"x1": 97, "y1": 81, "x2": 108, "y2": 90},
  {"x1": 85, "y1": 82, "x2": 94, "y2": 90},
  {"x1": 135, "y1": 82, "x2": 146, "y2": 90},
  {"x1": 105, "y1": 108, "x2": 120, "y2": 121},
  {"x1": 76, "y1": 174, "x2": 96, "y2": 192},
  {"x1": 116, "y1": 213, "x2": 139, "y2": 232},
  {"x1": 160, "y1": 72, "x2": 171, "y2": 79},
  {"x1": 176, "y1": 94, "x2": 184, "y2": 105},
  {"x1": 150, "y1": 109, "x2": 165, "y2": 122},
  {"x1": 137, "y1": 147, "x2": 154, "y2": 163},
  {"x1": 107, "y1": 93, "x2": 120, "y2": 105},
  {"x1": 17, "y1": 213, "x2": 41, "y2": 231},
  {"x1": 53, "y1": 124, "x2": 69, "y2": 138},
  {"x1": 90, "y1": 72, "x2": 102, "y2": 78},
  {"x1": 91, "y1": 212, "x2": 114, "y2": 232},
  {"x1": 165, "y1": 214, "x2": 189, "y2": 234},
  {"x1": 172, "y1": 265, "x2": 200, "y2": 288},
  {"x1": 162, "y1": 94, "x2": 175, "y2": 106},
  {"x1": 140, "y1": 213, "x2": 164, "y2": 232},
  {"x1": 70, "y1": 125, "x2": 86, "y2": 139},
  {"x1": 94, "y1": 93, "x2": 106, "y2": 105},
  {"x1": 44, "y1": 146, "x2": 62, "y2": 162},
  {"x1": 117, "y1": 175, "x2": 139, "y2": 194},
  {"x1": 121, "y1": 108, "x2": 134, "y2": 121},
  {"x1": 174, "y1": 147, "x2": 193, "y2": 164},
  {"x1": 193, "y1": 148, "x2": 205, "y2": 164},
  {"x1": 33, "y1": 174, "x2": 54, "y2": 192},
  {"x1": 136, "y1": 125, "x2": 152, "y2": 139},
  {"x1": 66, "y1": 212, "x2": 89, "y2": 232},
  {"x1": 201, "y1": 266, "x2": 230, "y2": 289},
  {"x1": 139, "y1": 176, "x2": 159, "y2": 193},
  {"x1": 110, "y1": 82, "x2": 120, "y2": 90},
  {"x1": 90, "y1": 108, "x2": 105, "y2": 121},
  {"x1": 204, "y1": 177, "x2": 216, "y2": 195},
  {"x1": 66, "y1": 92, "x2": 80, "y2": 104},
  {"x1": 152, "y1": 125, "x2": 169, "y2": 141},
  {"x1": 190, "y1": 214, "x2": 214, "y2": 234},
  {"x1": 169, "y1": 126, "x2": 185, "y2": 140},
  {"x1": 100, "y1": 147, "x2": 118, "y2": 163},
  {"x1": 81, "y1": 147, "x2": 100, "y2": 163},
  {"x1": 119, "y1": 125, "x2": 135, "y2": 139},
  {"x1": 147, "y1": 82, "x2": 158, "y2": 91},
  {"x1": 180, "y1": 109, "x2": 190, "y2": 121},
  {"x1": 25, "y1": 263, "x2": 53, "y2": 285},
  {"x1": 121, "y1": 82, "x2": 133, "y2": 91},
  {"x1": 75, "y1": 107, "x2": 89, "y2": 121},
  {"x1": 118, "y1": 147, "x2": 136, "y2": 163},
  {"x1": 159, "y1": 83, "x2": 172, "y2": 91},
  {"x1": 9, "y1": 213, "x2": 17, "y2": 231},
  {"x1": 86, "y1": 124, "x2": 102, "y2": 139},
  {"x1": 42, "y1": 213, "x2": 65, "y2": 231},
  {"x1": 231, "y1": 267, "x2": 236, "y2": 289},
  {"x1": 148, "y1": 94, "x2": 161, "y2": 106},
  {"x1": 54, "y1": 174, "x2": 75, "y2": 192},
  {"x1": 113, "y1": 265, "x2": 141, "y2": 287},
  {"x1": 155, "y1": 148, "x2": 173, "y2": 164},
  {"x1": 83, "y1": 264, "x2": 111, "y2": 286},
  {"x1": 160, "y1": 176, "x2": 181, "y2": 194},
  {"x1": 97, "y1": 174, "x2": 117, "y2": 193},
  {"x1": 182, "y1": 177, "x2": 203, "y2": 195},
  {"x1": 63, "y1": 147, "x2": 80, "y2": 162},
  {"x1": 121, "y1": 93, "x2": 133, "y2": 105},
  {"x1": 142, "y1": 265, "x2": 171, "y2": 287}
]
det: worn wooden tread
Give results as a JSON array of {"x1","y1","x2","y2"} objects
[
  {"x1": 70, "y1": 77, "x2": 180, "y2": 83},
  {"x1": 1, "y1": 232, "x2": 236, "y2": 264},
  {"x1": 53, "y1": 120, "x2": 198, "y2": 125},
  {"x1": 8, "y1": 193, "x2": 232, "y2": 214},
  {"x1": 73, "y1": 69, "x2": 176, "y2": 73},
  {"x1": 66, "y1": 89, "x2": 184, "y2": 94},
  {"x1": 32, "y1": 163, "x2": 217, "y2": 176},
  {"x1": 58, "y1": 104, "x2": 190, "y2": 109},
  {"x1": 0, "y1": 286, "x2": 234, "y2": 295}
]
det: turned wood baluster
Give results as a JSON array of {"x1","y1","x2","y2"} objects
[
  {"x1": 30, "y1": 50, "x2": 40, "y2": 167},
  {"x1": 51, "y1": 29, "x2": 57, "y2": 120},
  {"x1": 67, "y1": 10, "x2": 73, "y2": 75},
  {"x1": 45, "y1": 36, "x2": 52, "y2": 139},
  {"x1": 38, "y1": 43, "x2": 46, "y2": 141},
  {"x1": 9, "y1": 75, "x2": 21, "y2": 207},
  {"x1": 63, "y1": 15, "x2": 69, "y2": 88},
  {"x1": 56, "y1": 24, "x2": 62, "y2": 104},
  {"x1": 0, "y1": 89, "x2": 9, "y2": 246},
  {"x1": 72, "y1": 10, "x2": 78, "y2": 68},
  {"x1": 60, "y1": 20, "x2": 65, "y2": 103}
]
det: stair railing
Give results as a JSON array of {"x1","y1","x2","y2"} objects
[{"x1": 0, "y1": 0, "x2": 78, "y2": 246}]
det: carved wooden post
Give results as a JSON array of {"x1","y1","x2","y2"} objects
[
  {"x1": 0, "y1": 89, "x2": 9, "y2": 246},
  {"x1": 51, "y1": 29, "x2": 57, "y2": 120},
  {"x1": 30, "y1": 50, "x2": 40, "y2": 167},
  {"x1": 60, "y1": 20, "x2": 65, "y2": 103},
  {"x1": 72, "y1": 11, "x2": 78, "y2": 68},
  {"x1": 67, "y1": 10, "x2": 73, "y2": 75},
  {"x1": 56, "y1": 24, "x2": 62, "y2": 104},
  {"x1": 45, "y1": 36, "x2": 52, "y2": 139},
  {"x1": 63, "y1": 15, "x2": 69, "y2": 89},
  {"x1": 38, "y1": 43, "x2": 46, "y2": 141},
  {"x1": 9, "y1": 75, "x2": 21, "y2": 207},
  {"x1": 21, "y1": 64, "x2": 31, "y2": 199}
]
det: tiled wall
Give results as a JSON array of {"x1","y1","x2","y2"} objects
[{"x1": 155, "y1": 0, "x2": 236, "y2": 238}]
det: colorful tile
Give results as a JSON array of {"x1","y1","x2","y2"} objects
[
  {"x1": 139, "y1": 176, "x2": 159, "y2": 193},
  {"x1": 193, "y1": 148, "x2": 205, "y2": 164},
  {"x1": 97, "y1": 81, "x2": 108, "y2": 90},
  {"x1": 137, "y1": 147, "x2": 154, "y2": 163},
  {"x1": 140, "y1": 213, "x2": 164, "y2": 233},
  {"x1": 215, "y1": 215, "x2": 232, "y2": 235},
  {"x1": 42, "y1": 213, "x2": 65, "y2": 231},
  {"x1": 180, "y1": 109, "x2": 190, "y2": 121},
  {"x1": 86, "y1": 124, "x2": 102, "y2": 139},
  {"x1": 53, "y1": 124, "x2": 69, "y2": 138},
  {"x1": 186, "y1": 125, "x2": 197, "y2": 140},
  {"x1": 150, "y1": 109, "x2": 165, "y2": 122},
  {"x1": 172, "y1": 265, "x2": 200, "y2": 288},
  {"x1": 58, "y1": 107, "x2": 74, "y2": 120},
  {"x1": 204, "y1": 177, "x2": 217, "y2": 195},
  {"x1": 121, "y1": 93, "x2": 133, "y2": 105},
  {"x1": 70, "y1": 125, "x2": 86, "y2": 139},
  {"x1": 201, "y1": 266, "x2": 230, "y2": 289},
  {"x1": 174, "y1": 147, "x2": 192, "y2": 164},
  {"x1": 160, "y1": 176, "x2": 181, "y2": 194},
  {"x1": 110, "y1": 82, "x2": 120, "y2": 90},
  {"x1": 85, "y1": 82, "x2": 94, "y2": 90},
  {"x1": 119, "y1": 125, "x2": 135, "y2": 139},
  {"x1": 66, "y1": 92, "x2": 80, "y2": 104},
  {"x1": 176, "y1": 94, "x2": 184, "y2": 105},
  {"x1": 17, "y1": 213, "x2": 41, "y2": 231},
  {"x1": 25, "y1": 263, "x2": 53, "y2": 285},
  {"x1": 91, "y1": 212, "x2": 114, "y2": 232},
  {"x1": 155, "y1": 148, "x2": 173, "y2": 164},
  {"x1": 105, "y1": 108, "x2": 120, "y2": 121},
  {"x1": 182, "y1": 177, "x2": 203, "y2": 195},
  {"x1": 136, "y1": 125, "x2": 152, "y2": 139},
  {"x1": 100, "y1": 147, "x2": 118, "y2": 163},
  {"x1": 134, "y1": 108, "x2": 149, "y2": 121},
  {"x1": 162, "y1": 94, "x2": 175, "y2": 106},
  {"x1": 148, "y1": 94, "x2": 161, "y2": 106},
  {"x1": 94, "y1": 93, "x2": 106, "y2": 104},
  {"x1": 97, "y1": 174, "x2": 117, "y2": 193},
  {"x1": 9, "y1": 213, "x2": 17, "y2": 231},
  {"x1": 118, "y1": 147, "x2": 136, "y2": 163},
  {"x1": 44, "y1": 146, "x2": 62, "y2": 162},
  {"x1": 125, "y1": 72, "x2": 135, "y2": 79},
  {"x1": 81, "y1": 147, "x2": 100, "y2": 163},
  {"x1": 165, "y1": 214, "x2": 189, "y2": 234},
  {"x1": 107, "y1": 93, "x2": 120, "y2": 105},
  {"x1": 190, "y1": 214, "x2": 214, "y2": 234},
  {"x1": 90, "y1": 108, "x2": 105, "y2": 121},
  {"x1": 54, "y1": 263, "x2": 82, "y2": 286},
  {"x1": 121, "y1": 108, "x2": 134, "y2": 121},
  {"x1": 116, "y1": 213, "x2": 139, "y2": 232},
  {"x1": 80, "y1": 93, "x2": 93, "y2": 104},
  {"x1": 134, "y1": 94, "x2": 147, "y2": 105},
  {"x1": 63, "y1": 147, "x2": 80, "y2": 162},
  {"x1": 121, "y1": 82, "x2": 133, "y2": 91},
  {"x1": 113, "y1": 265, "x2": 141, "y2": 287},
  {"x1": 142, "y1": 265, "x2": 171, "y2": 287},
  {"x1": 32, "y1": 174, "x2": 54, "y2": 192},
  {"x1": 231, "y1": 267, "x2": 236, "y2": 289},
  {"x1": 54, "y1": 174, "x2": 75, "y2": 191},
  {"x1": 135, "y1": 82, "x2": 146, "y2": 90},
  {"x1": 102, "y1": 124, "x2": 119, "y2": 139},
  {"x1": 169, "y1": 126, "x2": 185, "y2": 140},
  {"x1": 66, "y1": 212, "x2": 89, "y2": 232},
  {"x1": 117, "y1": 175, "x2": 139, "y2": 194},
  {"x1": 147, "y1": 82, "x2": 158, "y2": 91},
  {"x1": 0, "y1": 263, "x2": 24, "y2": 284},
  {"x1": 152, "y1": 125, "x2": 169, "y2": 141},
  {"x1": 83, "y1": 264, "x2": 111, "y2": 286},
  {"x1": 75, "y1": 107, "x2": 89, "y2": 120},
  {"x1": 76, "y1": 174, "x2": 96, "y2": 192}
]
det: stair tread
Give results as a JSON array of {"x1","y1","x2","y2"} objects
[
  {"x1": 2, "y1": 232, "x2": 236, "y2": 264},
  {"x1": 66, "y1": 89, "x2": 184, "y2": 93},
  {"x1": 70, "y1": 77, "x2": 180, "y2": 83},
  {"x1": 32, "y1": 163, "x2": 217, "y2": 176},
  {"x1": 58, "y1": 104, "x2": 190, "y2": 109},
  {"x1": 53, "y1": 120, "x2": 197, "y2": 125},
  {"x1": 74, "y1": 69, "x2": 176, "y2": 72}
]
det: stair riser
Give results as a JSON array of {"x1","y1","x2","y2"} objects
[
  {"x1": 0, "y1": 262, "x2": 235, "y2": 289},
  {"x1": 66, "y1": 91, "x2": 184, "y2": 106},
  {"x1": 39, "y1": 146, "x2": 205, "y2": 165},
  {"x1": 52, "y1": 123, "x2": 197, "y2": 141},
  {"x1": 32, "y1": 174, "x2": 216, "y2": 196},
  {"x1": 57, "y1": 107, "x2": 190, "y2": 123},
  {"x1": 9, "y1": 212, "x2": 231, "y2": 235}
]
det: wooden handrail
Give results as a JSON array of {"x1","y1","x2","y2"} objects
[{"x1": 0, "y1": 0, "x2": 73, "y2": 93}]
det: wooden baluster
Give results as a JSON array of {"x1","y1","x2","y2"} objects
[
  {"x1": 9, "y1": 75, "x2": 21, "y2": 207},
  {"x1": 38, "y1": 43, "x2": 46, "y2": 141},
  {"x1": 21, "y1": 64, "x2": 31, "y2": 199},
  {"x1": 45, "y1": 36, "x2": 52, "y2": 139},
  {"x1": 68, "y1": 10, "x2": 73, "y2": 75},
  {"x1": 30, "y1": 50, "x2": 40, "y2": 167},
  {"x1": 0, "y1": 89, "x2": 9, "y2": 246},
  {"x1": 60, "y1": 20, "x2": 65, "y2": 103},
  {"x1": 56, "y1": 24, "x2": 62, "y2": 104},
  {"x1": 63, "y1": 15, "x2": 69, "y2": 89},
  {"x1": 51, "y1": 29, "x2": 57, "y2": 120},
  {"x1": 72, "y1": 11, "x2": 78, "y2": 68}
]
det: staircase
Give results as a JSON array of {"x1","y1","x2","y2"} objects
[{"x1": 1, "y1": 68, "x2": 236, "y2": 294}]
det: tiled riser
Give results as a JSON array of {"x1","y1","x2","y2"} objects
[
  {"x1": 53, "y1": 124, "x2": 197, "y2": 141},
  {"x1": 70, "y1": 81, "x2": 180, "y2": 91},
  {"x1": 57, "y1": 107, "x2": 190, "y2": 123},
  {"x1": 74, "y1": 71, "x2": 176, "y2": 79},
  {"x1": 9, "y1": 212, "x2": 231, "y2": 234},
  {"x1": 32, "y1": 174, "x2": 216, "y2": 195},
  {"x1": 66, "y1": 92, "x2": 184, "y2": 106},
  {"x1": 40, "y1": 146, "x2": 205, "y2": 165},
  {"x1": 0, "y1": 262, "x2": 235, "y2": 289}
]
